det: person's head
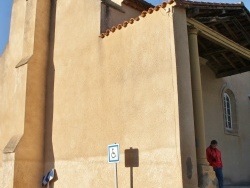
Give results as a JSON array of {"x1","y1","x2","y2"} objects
[{"x1": 210, "y1": 140, "x2": 218, "y2": 148}]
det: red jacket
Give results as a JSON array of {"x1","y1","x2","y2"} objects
[{"x1": 206, "y1": 146, "x2": 223, "y2": 168}]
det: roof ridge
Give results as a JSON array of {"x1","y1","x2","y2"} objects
[
  {"x1": 177, "y1": 0, "x2": 243, "y2": 6},
  {"x1": 99, "y1": 1, "x2": 173, "y2": 39}
]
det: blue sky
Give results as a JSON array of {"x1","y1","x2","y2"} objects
[
  {"x1": 0, "y1": 0, "x2": 250, "y2": 56},
  {"x1": 0, "y1": 0, "x2": 12, "y2": 55}
]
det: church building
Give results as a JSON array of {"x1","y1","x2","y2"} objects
[{"x1": 0, "y1": 0, "x2": 250, "y2": 187}]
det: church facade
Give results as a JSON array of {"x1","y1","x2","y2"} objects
[{"x1": 0, "y1": 0, "x2": 250, "y2": 187}]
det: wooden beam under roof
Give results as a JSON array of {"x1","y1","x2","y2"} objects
[
  {"x1": 187, "y1": 18, "x2": 250, "y2": 61},
  {"x1": 211, "y1": 55, "x2": 223, "y2": 67},
  {"x1": 234, "y1": 54, "x2": 247, "y2": 66},
  {"x1": 202, "y1": 48, "x2": 227, "y2": 57},
  {"x1": 221, "y1": 53, "x2": 237, "y2": 69},
  {"x1": 196, "y1": 16, "x2": 231, "y2": 24},
  {"x1": 231, "y1": 18, "x2": 250, "y2": 44},
  {"x1": 221, "y1": 22, "x2": 239, "y2": 41},
  {"x1": 216, "y1": 65, "x2": 250, "y2": 78}
]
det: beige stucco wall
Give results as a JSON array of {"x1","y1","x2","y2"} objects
[
  {"x1": 44, "y1": 1, "x2": 188, "y2": 187},
  {"x1": 101, "y1": 9, "x2": 182, "y2": 187},
  {"x1": 1, "y1": 0, "x2": 51, "y2": 187},
  {"x1": 201, "y1": 64, "x2": 250, "y2": 184},
  {"x1": 0, "y1": 0, "x2": 27, "y2": 186}
]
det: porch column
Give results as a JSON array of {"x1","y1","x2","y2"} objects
[
  {"x1": 188, "y1": 28, "x2": 207, "y2": 165},
  {"x1": 188, "y1": 28, "x2": 217, "y2": 187}
]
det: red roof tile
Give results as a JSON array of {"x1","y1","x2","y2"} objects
[
  {"x1": 99, "y1": 1, "x2": 173, "y2": 39},
  {"x1": 99, "y1": 0, "x2": 247, "y2": 39}
]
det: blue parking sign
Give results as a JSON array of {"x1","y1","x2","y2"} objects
[{"x1": 108, "y1": 144, "x2": 120, "y2": 163}]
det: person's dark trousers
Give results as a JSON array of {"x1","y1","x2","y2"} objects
[{"x1": 214, "y1": 167, "x2": 223, "y2": 188}]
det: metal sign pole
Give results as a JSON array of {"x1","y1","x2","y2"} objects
[
  {"x1": 130, "y1": 167, "x2": 133, "y2": 188},
  {"x1": 114, "y1": 163, "x2": 118, "y2": 188}
]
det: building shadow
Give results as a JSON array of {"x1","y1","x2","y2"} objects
[{"x1": 44, "y1": 0, "x2": 57, "y2": 187}]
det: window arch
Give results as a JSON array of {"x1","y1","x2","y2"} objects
[
  {"x1": 223, "y1": 93, "x2": 232, "y2": 129},
  {"x1": 222, "y1": 89, "x2": 238, "y2": 134}
]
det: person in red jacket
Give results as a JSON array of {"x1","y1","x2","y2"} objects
[{"x1": 206, "y1": 140, "x2": 223, "y2": 188}]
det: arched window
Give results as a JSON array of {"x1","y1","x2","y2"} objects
[
  {"x1": 223, "y1": 93, "x2": 232, "y2": 129},
  {"x1": 222, "y1": 89, "x2": 238, "y2": 134}
]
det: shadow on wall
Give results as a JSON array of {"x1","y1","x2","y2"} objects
[
  {"x1": 43, "y1": 0, "x2": 58, "y2": 187},
  {"x1": 186, "y1": 157, "x2": 193, "y2": 179},
  {"x1": 125, "y1": 147, "x2": 139, "y2": 188}
]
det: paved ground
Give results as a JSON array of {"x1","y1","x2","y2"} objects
[{"x1": 224, "y1": 186, "x2": 250, "y2": 188}]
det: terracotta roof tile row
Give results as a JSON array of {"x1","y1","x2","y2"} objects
[
  {"x1": 99, "y1": 1, "x2": 172, "y2": 39},
  {"x1": 99, "y1": 0, "x2": 246, "y2": 39}
]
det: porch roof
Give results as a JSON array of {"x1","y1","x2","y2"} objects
[{"x1": 180, "y1": 0, "x2": 250, "y2": 77}]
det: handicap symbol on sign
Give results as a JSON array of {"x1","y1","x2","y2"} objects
[
  {"x1": 108, "y1": 144, "x2": 120, "y2": 163},
  {"x1": 111, "y1": 148, "x2": 116, "y2": 158}
]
